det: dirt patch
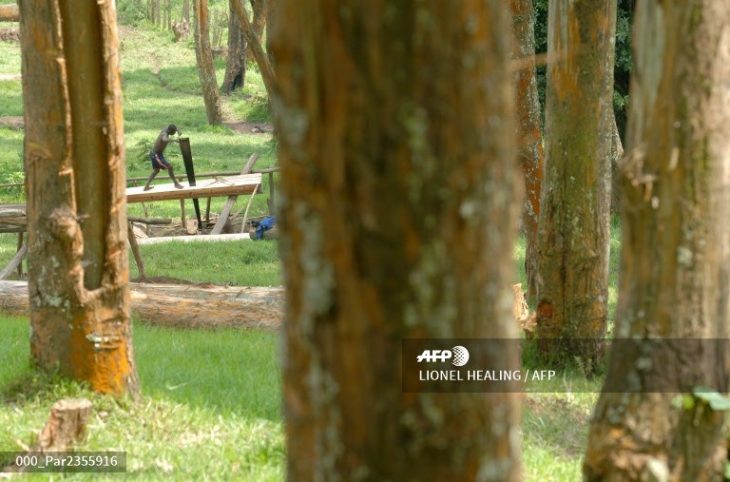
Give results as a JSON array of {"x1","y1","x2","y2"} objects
[
  {"x1": 0, "y1": 74, "x2": 20, "y2": 82},
  {"x1": 0, "y1": 116, "x2": 23, "y2": 130},
  {"x1": 224, "y1": 121, "x2": 274, "y2": 135}
]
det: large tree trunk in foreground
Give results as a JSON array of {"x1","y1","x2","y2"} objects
[
  {"x1": 221, "y1": 0, "x2": 247, "y2": 94},
  {"x1": 536, "y1": 0, "x2": 616, "y2": 367},
  {"x1": 0, "y1": 280, "x2": 284, "y2": 330},
  {"x1": 19, "y1": 0, "x2": 138, "y2": 396},
  {"x1": 193, "y1": 0, "x2": 223, "y2": 124},
  {"x1": 584, "y1": 1, "x2": 730, "y2": 481},
  {"x1": 511, "y1": 0, "x2": 544, "y2": 303},
  {"x1": 0, "y1": 4, "x2": 19, "y2": 22},
  {"x1": 271, "y1": 2, "x2": 522, "y2": 480}
]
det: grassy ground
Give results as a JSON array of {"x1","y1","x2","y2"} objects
[
  {"x1": 0, "y1": 22, "x2": 618, "y2": 482},
  {"x1": 0, "y1": 316, "x2": 283, "y2": 481}
]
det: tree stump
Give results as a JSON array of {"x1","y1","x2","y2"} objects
[{"x1": 37, "y1": 399, "x2": 93, "y2": 451}]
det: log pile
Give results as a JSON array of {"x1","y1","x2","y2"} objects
[{"x1": 0, "y1": 204, "x2": 26, "y2": 233}]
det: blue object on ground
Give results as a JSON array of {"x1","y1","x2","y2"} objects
[{"x1": 255, "y1": 216, "x2": 276, "y2": 240}]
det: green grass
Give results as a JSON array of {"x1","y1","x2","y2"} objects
[
  {"x1": 0, "y1": 316, "x2": 284, "y2": 481},
  {"x1": 131, "y1": 239, "x2": 281, "y2": 286}
]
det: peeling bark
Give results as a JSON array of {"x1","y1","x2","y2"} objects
[
  {"x1": 584, "y1": 1, "x2": 730, "y2": 480},
  {"x1": 193, "y1": 0, "x2": 223, "y2": 125},
  {"x1": 271, "y1": 2, "x2": 522, "y2": 480},
  {"x1": 536, "y1": 0, "x2": 616, "y2": 367},
  {"x1": 511, "y1": 0, "x2": 544, "y2": 303},
  {"x1": 222, "y1": 0, "x2": 247, "y2": 94},
  {"x1": 19, "y1": 0, "x2": 138, "y2": 396}
]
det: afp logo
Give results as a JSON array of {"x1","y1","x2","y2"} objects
[{"x1": 416, "y1": 345, "x2": 470, "y2": 367}]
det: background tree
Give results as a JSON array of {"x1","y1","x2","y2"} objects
[
  {"x1": 193, "y1": 0, "x2": 223, "y2": 124},
  {"x1": 222, "y1": 0, "x2": 246, "y2": 94},
  {"x1": 182, "y1": 0, "x2": 190, "y2": 24},
  {"x1": 583, "y1": 1, "x2": 730, "y2": 480},
  {"x1": 511, "y1": 0, "x2": 544, "y2": 302},
  {"x1": 270, "y1": 1, "x2": 522, "y2": 480},
  {"x1": 19, "y1": 0, "x2": 139, "y2": 395},
  {"x1": 231, "y1": 0, "x2": 275, "y2": 100},
  {"x1": 248, "y1": 0, "x2": 266, "y2": 62},
  {"x1": 536, "y1": 0, "x2": 616, "y2": 366}
]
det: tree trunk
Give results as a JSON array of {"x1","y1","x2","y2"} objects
[
  {"x1": 609, "y1": 113, "x2": 624, "y2": 214},
  {"x1": 182, "y1": 0, "x2": 190, "y2": 24},
  {"x1": 247, "y1": 0, "x2": 266, "y2": 62},
  {"x1": 19, "y1": 0, "x2": 139, "y2": 396},
  {"x1": 152, "y1": 0, "x2": 160, "y2": 26},
  {"x1": 583, "y1": 1, "x2": 730, "y2": 481},
  {"x1": 222, "y1": 0, "x2": 246, "y2": 94},
  {"x1": 193, "y1": 0, "x2": 223, "y2": 124},
  {"x1": 231, "y1": 0, "x2": 275, "y2": 100},
  {"x1": 510, "y1": 0, "x2": 544, "y2": 303},
  {"x1": 536, "y1": 0, "x2": 616, "y2": 367},
  {"x1": 165, "y1": 0, "x2": 171, "y2": 30},
  {"x1": 270, "y1": 2, "x2": 522, "y2": 480}
]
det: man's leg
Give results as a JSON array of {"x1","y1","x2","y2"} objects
[
  {"x1": 143, "y1": 168, "x2": 161, "y2": 191},
  {"x1": 166, "y1": 165, "x2": 184, "y2": 189}
]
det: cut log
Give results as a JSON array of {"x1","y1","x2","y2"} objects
[
  {"x1": 0, "y1": 204, "x2": 26, "y2": 232},
  {"x1": 0, "y1": 280, "x2": 284, "y2": 329},
  {"x1": 0, "y1": 4, "x2": 19, "y2": 22},
  {"x1": 127, "y1": 216, "x2": 172, "y2": 225},
  {"x1": 136, "y1": 233, "x2": 251, "y2": 245},
  {"x1": 210, "y1": 153, "x2": 259, "y2": 234},
  {"x1": 37, "y1": 399, "x2": 93, "y2": 452}
]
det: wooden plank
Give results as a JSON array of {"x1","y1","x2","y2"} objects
[
  {"x1": 0, "y1": 280, "x2": 284, "y2": 330},
  {"x1": 127, "y1": 223, "x2": 146, "y2": 280},
  {"x1": 210, "y1": 154, "x2": 260, "y2": 234},
  {"x1": 126, "y1": 173, "x2": 263, "y2": 203},
  {"x1": 0, "y1": 243, "x2": 26, "y2": 280},
  {"x1": 137, "y1": 233, "x2": 251, "y2": 245}
]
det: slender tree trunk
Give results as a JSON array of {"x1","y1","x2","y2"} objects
[
  {"x1": 231, "y1": 0, "x2": 275, "y2": 100},
  {"x1": 271, "y1": 2, "x2": 522, "y2": 480},
  {"x1": 193, "y1": 0, "x2": 223, "y2": 124},
  {"x1": 182, "y1": 0, "x2": 190, "y2": 24},
  {"x1": 536, "y1": 0, "x2": 616, "y2": 367},
  {"x1": 222, "y1": 0, "x2": 247, "y2": 94},
  {"x1": 18, "y1": 0, "x2": 138, "y2": 396},
  {"x1": 153, "y1": 0, "x2": 160, "y2": 26},
  {"x1": 510, "y1": 0, "x2": 544, "y2": 303},
  {"x1": 609, "y1": 113, "x2": 624, "y2": 214},
  {"x1": 247, "y1": 0, "x2": 266, "y2": 62},
  {"x1": 166, "y1": 0, "x2": 172, "y2": 30},
  {"x1": 584, "y1": 1, "x2": 730, "y2": 480}
]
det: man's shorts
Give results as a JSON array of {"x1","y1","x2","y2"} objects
[{"x1": 149, "y1": 151, "x2": 172, "y2": 169}]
